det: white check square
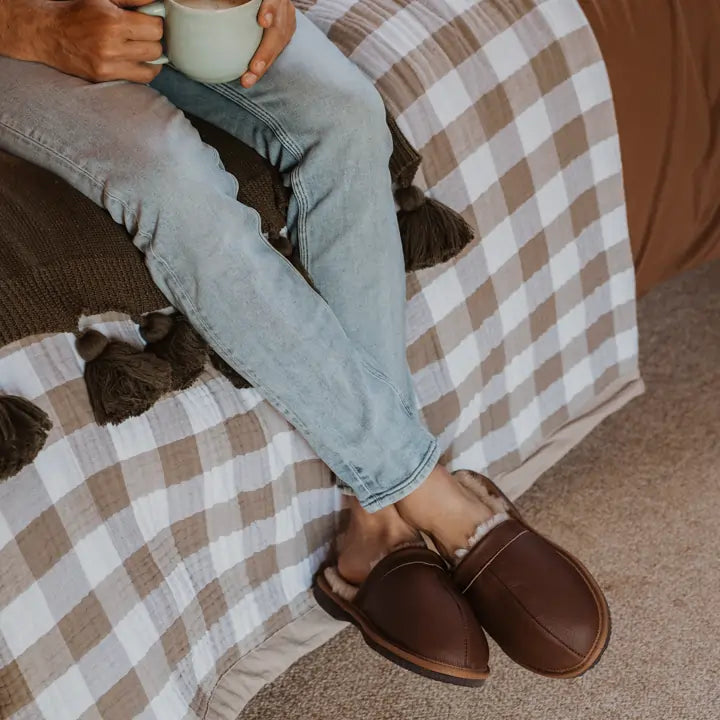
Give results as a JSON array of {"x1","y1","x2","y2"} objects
[
  {"x1": 459, "y1": 143, "x2": 498, "y2": 203},
  {"x1": 425, "y1": 69, "x2": 474, "y2": 128},
  {"x1": 75, "y1": 524, "x2": 123, "y2": 588},
  {"x1": 536, "y1": 172, "x2": 570, "y2": 227},
  {"x1": 35, "y1": 665, "x2": 94, "y2": 720},
  {"x1": 515, "y1": 98, "x2": 553, "y2": 155},
  {"x1": 108, "y1": 414, "x2": 157, "y2": 462},
  {"x1": 1, "y1": 582, "x2": 56, "y2": 657},
  {"x1": 483, "y1": 28, "x2": 528, "y2": 82}
]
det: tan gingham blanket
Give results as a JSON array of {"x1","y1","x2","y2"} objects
[{"x1": 0, "y1": 1, "x2": 642, "y2": 717}]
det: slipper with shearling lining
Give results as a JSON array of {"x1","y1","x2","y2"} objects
[
  {"x1": 451, "y1": 470, "x2": 611, "y2": 679},
  {"x1": 313, "y1": 544, "x2": 490, "y2": 686}
]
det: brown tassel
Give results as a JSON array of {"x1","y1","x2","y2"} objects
[
  {"x1": 0, "y1": 395, "x2": 52, "y2": 481},
  {"x1": 395, "y1": 185, "x2": 475, "y2": 271},
  {"x1": 209, "y1": 351, "x2": 253, "y2": 390},
  {"x1": 77, "y1": 329, "x2": 172, "y2": 425},
  {"x1": 139, "y1": 312, "x2": 208, "y2": 391}
]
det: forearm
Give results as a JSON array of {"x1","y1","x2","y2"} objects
[{"x1": 0, "y1": 0, "x2": 54, "y2": 62}]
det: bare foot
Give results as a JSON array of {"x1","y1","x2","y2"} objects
[
  {"x1": 336, "y1": 497, "x2": 419, "y2": 585},
  {"x1": 396, "y1": 465, "x2": 494, "y2": 559}
]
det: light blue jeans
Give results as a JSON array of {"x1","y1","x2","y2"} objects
[{"x1": 0, "y1": 12, "x2": 439, "y2": 511}]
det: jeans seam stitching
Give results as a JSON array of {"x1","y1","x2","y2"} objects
[
  {"x1": 292, "y1": 167, "x2": 311, "y2": 269},
  {"x1": 201, "y1": 84, "x2": 312, "y2": 270}
]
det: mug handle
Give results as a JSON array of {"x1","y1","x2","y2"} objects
[{"x1": 137, "y1": 2, "x2": 169, "y2": 65}]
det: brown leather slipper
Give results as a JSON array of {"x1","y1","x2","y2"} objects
[
  {"x1": 313, "y1": 545, "x2": 490, "y2": 686},
  {"x1": 451, "y1": 470, "x2": 611, "y2": 679}
]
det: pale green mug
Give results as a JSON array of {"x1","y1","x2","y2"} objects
[{"x1": 138, "y1": 0, "x2": 263, "y2": 84}]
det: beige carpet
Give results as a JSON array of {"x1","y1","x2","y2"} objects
[{"x1": 240, "y1": 262, "x2": 720, "y2": 720}]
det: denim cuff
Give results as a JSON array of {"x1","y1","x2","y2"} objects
[{"x1": 335, "y1": 436, "x2": 440, "y2": 513}]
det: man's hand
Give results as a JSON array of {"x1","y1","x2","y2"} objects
[
  {"x1": 240, "y1": 0, "x2": 296, "y2": 88},
  {"x1": 37, "y1": 0, "x2": 165, "y2": 83}
]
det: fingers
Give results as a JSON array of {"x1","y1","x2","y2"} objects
[
  {"x1": 242, "y1": 0, "x2": 295, "y2": 87},
  {"x1": 257, "y1": 0, "x2": 280, "y2": 29},
  {"x1": 242, "y1": 25, "x2": 281, "y2": 87},
  {"x1": 122, "y1": 11, "x2": 164, "y2": 41}
]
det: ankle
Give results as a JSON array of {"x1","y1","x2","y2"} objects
[
  {"x1": 396, "y1": 466, "x2": 493, "y2": 528},
  {"x1": 336, "y1": 501, "x2": 419, "y2": 585},
  {"x1": 396, "y1": 466, "x2": 496, "y2": 560},
  {"x1": 344, "y1": 502, "x2": 417, "y2": 542}
]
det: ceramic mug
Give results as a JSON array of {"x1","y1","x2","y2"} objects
[{"x1": 138, "y1": 0, "x2": 263, "y2": 84}]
